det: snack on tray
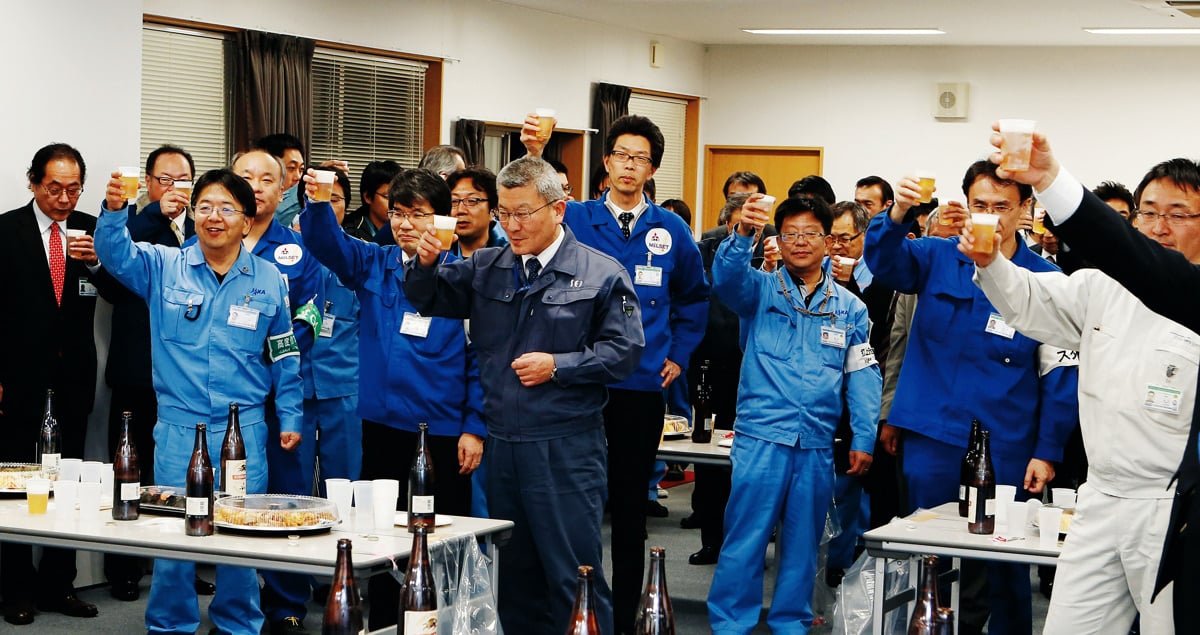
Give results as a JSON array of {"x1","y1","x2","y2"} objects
[
  {"x1": 663, "y1": 414, "x2": 690, "y2": 435},
  {"x1": 0, "y1": 463, "x2": 58, "y2": 490},
  {"x1": 214, "y1": 494, "x2": 338, "y2": 529}
]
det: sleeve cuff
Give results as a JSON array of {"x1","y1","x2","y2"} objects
[{"x1": 1035, "y1": 167, "x2": 1084, "y2": 226}]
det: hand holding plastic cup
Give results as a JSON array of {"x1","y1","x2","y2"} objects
[
  {"x1": 835, "y1": 256, "x2": 856, "y2": 282},
  {"x1": 998, "y1": 119, "x2": 1037, "y2": 172},
  {"x1": 970, "y1": 213, "x2": 1000, "y2": 254},
  {"x1": 764, "y1": 235, "x2": 781, "y2": 263},
  {"x1": 312, "y1": 171, "x2": 336, "y2": 203},
  {"x1": 119, "y1": 166, "x2": 140, "y2": 201},
  {"x1": 1038, "y1": 506, "x2": 1063, "y2": 548},
  {"x1": 432, "y1": 215, "x2": 456, "y2": 251},
  {"x1": 371, "y1": 479, "x2": 401, "y2": 530},
  {"x1": 916, "y1": 171, "x2": 936, "y2": 204},
  {"x1": 535, "y1": 108, "x2": 557, "y2": 141}
]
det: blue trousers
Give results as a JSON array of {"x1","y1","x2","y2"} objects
[
  {"x1": 709, "y1": 435, "x2": 834, "y2": 635},
  {"x1": 309, "y1": 395, "x2": 360, "y2": 494},
  {"x1": 260, "y1": 403, "x2": 320, "y2": 622},
  {"x1": 903, "y1": 432, "x2": 1033, "y2": 635},
  {"x1": 827, "y1": 473, "x2": 869, "y2": 569},
  {"x1": 146, "y1": 421, "x2": 268, "y2": 634},
  {"x1": 489, "y1": 429, "x2": 612, "y2": 635}
]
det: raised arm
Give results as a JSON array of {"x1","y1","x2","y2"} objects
[{"x1": 95, "y1": 172, "x2": 164, "y2": 299}]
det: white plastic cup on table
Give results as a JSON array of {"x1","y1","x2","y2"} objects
[
  {"x1": 535, "y1": 108, "x2": 557, "y2": 141},
  {"x1": 26, "y1": 478, "x2": 51, "y2": 515},
  {"x1": 325, "y1": 478, "x2": 353, "y2": 525},
  {"x1": 80, "y1": 460, "x2": 103, "y2": 483},
  {"x1": 1052, "y1": 488, "x2": 1077, "y2": 510},
  {"x1": 970, "y1": 213, "x2": 1000, "y2": 254},
  {"x1": 1038, "y1": 506, "x2": 1063, "y2": 548},
  {"x1": 916, "y1": 171, "x2": 936, "y2": 204},
  {"x1": 312, "y1": 170, "x2": 336, "y2": 203},
  {"x1": 58, "y1": 458, "x2": 82, "y2": 482},
  {"x1": 1007, "y1": 501, "x2": 1028, "y2": 533},
  {"x1": 119, "y1": 166, "x2": 140, "y2": 201},
  {"x1": 371, "y1": 479, "x2": 401, "y2": 530},
  {"x1": 78, "y1": 481, "x2": 103, "y2": 522},
  {"x1": 432, "y1": 215, "x2": 456, "y2": 250},
  {"x1": 998, "y1": 119, "x2": 1037, "y2": 172},
  {"x1": 54, "y1": 480, "x2": 79, "y2": 517},
  {"x1": 352, "y1": 480, "x2": 375, "y2": 531},
  {"x1": 101, "y1": 463, "x2": 114, "y2": 493},
  {"x1": 994, "y1": 484, "x2": 1017, "y2": 529}
]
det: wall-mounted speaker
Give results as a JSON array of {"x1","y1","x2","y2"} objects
[{"x1": 934, "y1": 82, "x2": 969, "y2": 119}]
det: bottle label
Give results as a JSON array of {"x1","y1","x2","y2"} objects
[
  {"x1": 120, "y1": 482, "x2": 140, "y2": 501},
  {"x1": 411, "y1": 495, "x2": 435, "y2": 514},
  {"x1": 186, "y1": 496, "x2": 209, "y2": 516},
  {"x1": 224, "y1": 460, "x2": 247, "y2": 496},
  {"x1": 985, "y1": 496, "x2": 996, "y2": 516},
  {"x1": 403, "y1": 610, "x2": 438, "y2": 634},
  {"x1": 967, "y1": 486, "x2": 977, "y2": 519},
  {"x1": 959, "y1": 485, "x2": 966, "y2": 500},
  {"x1": 41, "y1": 453, "x2": 61, "y2": 470},
  {"x1": 703, "y1": 416, "x2": 713, "y2": 432}
]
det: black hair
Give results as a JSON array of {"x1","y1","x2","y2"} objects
[
  {"x1": 315, "y1": 166, "x2": 352, "y2": 202},
  {"x1": 359, "y1": 160, "x2": 403, "y2": 205},
  {"x1": 644, "y1": 178, "x2": 657, "y2": 202},
  {"x1": 961, "y1": 160, "x2": 1032, "y2": 202},
  {"x1": 546, "y1": 159, "x2": 569, "y2": 177},
  {"x1": 389, "y1": 168, "x2": 452, "y2": 216},
  {"x1": 605, "y1": 115, "x2": 665, "y2": 168},
  {"x1": 855, "y1": 175, "x2": 894, "y2": 205},
  {"x1": 253, "y1": 133, "x2": 305, "y2": 160},
  {"x1": 787, "y1": 175, "x2": 836, "y2": 205},
  {"x1": 774, "y1": 195, "x2": 834, "y2": 234},
  {"x1": 193, "y1": 168, "x2": 258, "y2": 218},
  {"x1": 722, "y1": 171, "x2": 766, "y2": 199},
  {"x1": 27, "y1": 143, "x2": 86, "y2": 185},
  {"x1": 590, "y1": 165, "x2": 609, "y2": 199},
  {"x1": 661, "y1": 199, "x2": 692, "y2": 225},
  {"x1": 446, "y1": 167, "x2": 498, "y2": 207},
  {"x1": 1133, "y1": 160, "x2": 1200, "y2": 211},
  {"x1": 145, "y1": 145, "x2": 196, "y2": 180},
  {"x1": 1092, "y1": 180, "x2": 1137, "y2": 223}
]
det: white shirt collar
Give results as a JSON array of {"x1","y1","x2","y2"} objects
[
  {"x1": 521, "y1": 226, "x2": 565, "y2": 270},
  {"x1": 33, "y1": 204, "x2": 66, "y2": 235},
  {"x1": 604, "y1": 192, "x2": 650, "y2": 229}
]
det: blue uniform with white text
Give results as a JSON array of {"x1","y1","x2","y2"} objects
[
  {"x1": 95, "y1": 204, "x2": 303, "y2": 635},
  {"x1": 707, "y1": 231, "x2": 880, "y2": 634}
]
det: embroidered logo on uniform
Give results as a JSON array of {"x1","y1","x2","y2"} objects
[
  {"x1": 570, "y1": 279, "x2": 583, "y2": 288},
  {"x1": 645, "y1": 228, "x2": 672, "y2": 255},
  {"x1": 274, "y1": 243, "x2": 303, "y2": 266}
]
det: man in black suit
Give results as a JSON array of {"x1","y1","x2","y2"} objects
[{"x1": 0, "y1": 143, "x2": 109, "y2": 625}]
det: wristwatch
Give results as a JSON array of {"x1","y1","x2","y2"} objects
[{"x1": 550, "y1": 365, "x2": 559, "y2": 384}]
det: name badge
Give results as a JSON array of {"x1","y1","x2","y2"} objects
[
  {"x1": 227, "y1": 305, "x2": 260, "y2": 330},
  {"x1": 400, "y1": 312, "x2": 432, "y2": 338},
  {"x1": 820, "y1": 326, "x2": 847, "y2": 349},
  {"x1": 77, "y1": 278, "x2": 97, "y2": 297},
  {"x1": 1145, "y1": 384, "x2": 1183, "y2": 415},
  {"x1": 319, "y1": 313, "x2": 336, "y2": 338},
  {"x1": 634, "y1": 265, "x2": 663, "y2": 287},
  {"x1": 985, "y1": 313, "x2": 1016, "y2": 339}
]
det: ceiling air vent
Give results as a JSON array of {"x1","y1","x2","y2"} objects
[{"x1": 1134, "y1": 1, "x2": 1200, "y2": 18}]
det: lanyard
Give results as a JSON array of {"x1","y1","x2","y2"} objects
[{"x1": 775, "y1": 268, "x2": 837, "y2": 326}]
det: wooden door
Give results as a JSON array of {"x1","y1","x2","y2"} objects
[{"x1": 702, "y1": 145, "x2": 823, "y2": 232}]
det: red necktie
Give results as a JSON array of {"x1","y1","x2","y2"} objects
[{"x1": 49, "y1": 223, "x2": 64, "y2": 306}]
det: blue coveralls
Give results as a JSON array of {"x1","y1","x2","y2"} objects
[
  {"x1": 402, "y1": 225, "x2": 645, "y2": 635},
  {"x1": 95, "y1": 204, "x2": 303, "y2": 635},
  {"x1": 864, "y1": 211, "x2": 1079, "y2": 635},
  {"x1": 707, "y1": 231, "x2": 881, "y2": 635}
]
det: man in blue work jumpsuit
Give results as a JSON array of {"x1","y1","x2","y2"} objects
[
  {"x1": 95, "y1": 168, "x2": 304, "y2": 635},
  {"x1": 864, "y1": 161, "x2": 1079, "y2": 635},
  {"x1": 522, "y1": 114, "x2": 709, "y2": 633},
  {"x1": 302, "y1": 167, "x2": 485, "y2": 630},
  {"x1": 707, "y1": 195, "x2": 880, "y2": 634},
  {"x1": 403, "y1": 156, "x2": 645, "y2": 635}
]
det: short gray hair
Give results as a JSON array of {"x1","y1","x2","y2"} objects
[
  {"x1": 719, "y1": 192, "x2": 751, "y2": 226},
  {"x1": 418, "y1": 145, "x2": 467, "y2": 176},
  {"x1": 830, "y1": 200, "x2": 870, "y2": 233},
  {"x1": 497, "y1": 156, "x2": 565, "y2": 204}
]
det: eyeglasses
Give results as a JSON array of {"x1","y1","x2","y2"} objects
[
  {"x1": 150, "y1": 174, "x2": 189, "y2": 186},
  {"x1": 608, "y1": 150, "x2": 653, "y2": 167},
  {"x1": 562, "y1": 184, "x2": 573, "y2": 195},
  {"x1": 330, "y1": 195, "x2": 345, "y2": 205},
  {"x1": 493, "y1": 198, "x2": 561, "y2": 224},
  {"x1": 780, "y1": 231, "x2": 825, "y2": 244},
  {"x1": 829, "y1": 231, "x2": 864, "y2": 245},
  {"x1": 1135, "y1": 209, "x2": 1200, "y2": 226},
  {"x1": 388, "y1": 209, "x2": 434, "y2": 221},
  {"x1": 38, "y1": 183, "x2": 82, "y2": 198},
  {"x1": 195, "y1": 204, "x2": 243, "y2": 218},
  {"x1": 969, "y1": 203, "x2": 1014, "y2": 215},
  {"x1": 450, "y1": 197, "x2": 488, "y2": 209}
]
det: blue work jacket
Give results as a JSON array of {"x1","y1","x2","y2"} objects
[
  {"x1": 713, "y1": 232, "x2": 881, "y2": 451},
  {"x1": 402, "y1": 225, "x2": 645, "y2": 442},
  {"x1": 301, "y1": 201, "x2": 485, "y2": 439},
  {"x1": 864, "y1": 211, "x2": 1079, "y2": 461},
  {"x1": 300, "y1": 267, "x2": 360, "y2": 400},
  {"x1": 563, "y1": 195, "x2": 708, "y2": 391},
  {"x1": 95, "y1": 205, "x2": 303, "y2": 433}
]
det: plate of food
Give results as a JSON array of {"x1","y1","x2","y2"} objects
[
  {"x1": 0, "y1": 463, "x2": 58, "y2": 496},
  {"x1": 662, "y1": 414, "x2": 691, "y2": 439},
  {"x1": 214, "y1": 494, "x2": 340, "y2": 535}
]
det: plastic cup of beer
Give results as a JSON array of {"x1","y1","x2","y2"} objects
[
  {"x1": 119, "y1": 166, "x2": 140, "y2": 201},
  {"x1": 26, "y1": 478, "x2": 51, "y2": 515},
  {"x1": 66, "y1": 229, "x2": 87, "y2": 257},
  {"x1": 352, "y1": 480, "x2": 375, "y2": 531},
  {"x1": 535, "y1": 108, "x2": 557, "y2": 141},
  {"x1": 1038, "y1": 506, "x2": 1063, "y2": 548},
  {"x1": 937, "y1": 204, "x2": 954, "y2": 227},
  {"x1": 970, "y1": 213, "x2": 1000, "y2": 254},
  {"x1": 836, "y1": 256, "x2": 856, "y2": 281},
  {"x1": 58, "y1": 458, "x2": 82, "y2": 482},
  {"x1": 54, "y1": 480, "x2": 78, "y2": 518},
  {"x1": 1032, "y1": 207, "x2": 1046, "y2": 235},
  {"x1": 998, "y1": 119, "x2": 1037, "y2": 172},
  {"x1": 371, "y1": 479, "x2": 400, "y2": 530},
  {"x1": 1052, "y1": 488, "x2": 1077, "y2": 510},
  {"x1": 312, "y1": 170, "x2": 336, "y2": 203},
  {"x1": 758, "y1": 195, "x2": 777, "y2": 210},
  {"x1": 916, "y1": 171, "x2": 936, "y2": 204},
  {"x1": 432, "y1": 215, "x2": 456, "y2": 250},
  {"x1": 173, "y1": 180, "x2": 194, "y2": 202}
]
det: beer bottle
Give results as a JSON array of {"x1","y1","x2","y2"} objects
[
  {"x1": 565, "y1": 565, "x2": 602, "y2": 635},
  {"x1": 322, "y1": 538, "x2": 364, "y2": 635},
  {"x1": 691, "y1": 360, "x2": 713, "y2": 444},
  {"x1": 398, "y1": 523, "x2": 438, "y2": 635},
  {"x1": 220, "y1": 403, "x2": 247, "y2": 496},
  {"x1": 907, "y1": 555, "x2": 940, "y2": 634},
  {"x1": 38, "y1": 389, "x2": 61, "y2": 470},
  {"x1": 958, "y1": 420, "x2": 982, "y2": 517},
  {"x1": 633, "y1": 546, "x2": 675, "y2": 634},
  {"x1": 186, "y1": 423, "x2": 214, "y2": 536},
  {"x1": 933, "y1": 607, "x2": 954, "y2": 635},
  {"x1": 408, "y1": 422, "x2": 435, "y2": 531},
  {"x1": 112, "y1": 411, "x2": 140, "y2": 521},
  {"x1": 967, "y1": 430, "x2": 996, "y2": 535}
]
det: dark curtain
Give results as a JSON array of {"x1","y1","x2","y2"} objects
[
  {"x1": 230, "y1": 30, "x2": 316, "y2": 152},
  {"x1": 455, "y1": 119, "x2": 487, "y2": 167},
  {"x1": 590, "y1": 82, "x2": 631, "y2": 174}
]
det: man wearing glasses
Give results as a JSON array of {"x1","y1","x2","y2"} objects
[
  {"x1": 404, "y1": 156, "x2": 644, "y2": 635},
  {"x1": 0, "y1": 143, "x2": 112, "y2": 625},
  {"x1": 446, "y1": 167, "x2": 507, "y2": 259},
  {"x1": 708, "y1": 194, "x2": 879, "y2": 633},
  {"x1": 865, "y1": 161, "x2": 1079, "y2": 635}
]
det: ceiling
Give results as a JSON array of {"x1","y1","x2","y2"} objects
[{"x1": 497, "y1": 0, "x2": 1200, "y2": 46}]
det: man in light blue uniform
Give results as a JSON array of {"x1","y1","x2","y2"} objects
[
  {"x1": 708, "y1": 195, "x2": 880, "y2": 634},
  {"x1": 96, "y1": 168, "x2": 303, "y2": 635}
]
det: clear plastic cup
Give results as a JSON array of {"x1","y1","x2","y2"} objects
[
  {"x1": 54, "y1": 480, "x2": 79, "y2": 517},
  {"x1": 970, "y1": 213, "x2": 1000, "y2": 254},
  {"x1": 916, "y1": 171, "x2": 936, "y2": 204},
  {"x1": 325, "y1": 478, "x2": 353, "y2": 525},
  {"x1": 998, "y1": 119, "x2": 1037, "y2": 172},
  {"x1": 371, "y1": 479, "x2": 400, "y2": 530},
  {"x1": 432, "y1": 215, "x2": 456, "y2": 251},
  {"x1": 1038, "y1": 507, "x2": 1063, "y2": 548},
  {"x1": 535, "y1": 108, "x2": 557, "y2": 141},
  {"x1": 1052, "y1": 488, "x2": 1077, "y2": 510},
  {"x1": 80, "y1": 460, "x2": 104, "y2": 483},
  {"x1": 58, "y1": 458, "x2": 83, "y2": 482},
  {"x1": 78, "y1": 482, "x2": 103, "y2": 523},
  {"x1": 352, "y1": 480, "x2": 375, "y2": 531},
  {"x1": 26, "y1": 478, "x2": 51, "y2": 515},
  {"x1": 119, "y1": 166, "x2": 140, "y2": 201},
  {"x1": 312, "y1": 171, "x2": 336, "y2": 203},
  {"x1": 994, "y1": 484, "x2": 1017, "y2": 529}
]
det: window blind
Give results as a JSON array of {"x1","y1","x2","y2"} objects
[{"x1": 627, "y1": 93, "x2": 688, "y2": 202}]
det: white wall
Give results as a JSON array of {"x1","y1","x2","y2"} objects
[{"x1": 703, "y1": 44, "x2": 1200, "y2": 210}]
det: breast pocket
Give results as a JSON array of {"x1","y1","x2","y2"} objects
[
  {"x1": 914, "y1": 290, "x2": 967, "y2": 343},
  {"x1": 543, "y1": 286, "x2": 602, "y2": 352},
  {"x1": 753, "y1": 306, "x2": 796, "y2": 361},
  {"x1": 470, "y1": 279, "x2": 518, "y2": 351},
  {"x1": 161, "y1": 287, "x2": 205, "y2": 344},
  {"x1": 226, "y1": 299, "x2": 280, "y2": 353}
]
